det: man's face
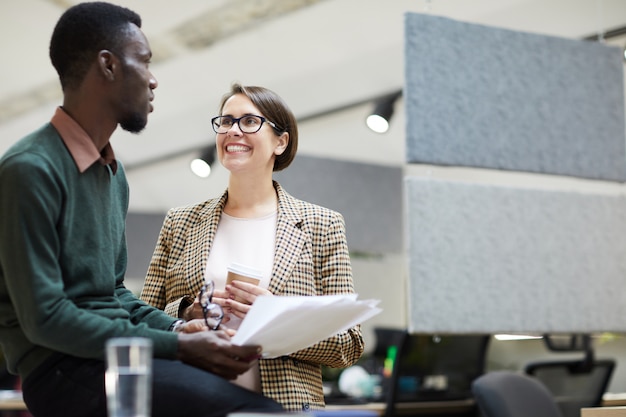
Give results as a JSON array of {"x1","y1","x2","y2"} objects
[{"x1": 115, "y1": 24, "x2": 157, "y2": 133}]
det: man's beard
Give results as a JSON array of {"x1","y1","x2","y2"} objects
[{"x1": 120, "y1": 112, "x2": 147, "y2": 133}]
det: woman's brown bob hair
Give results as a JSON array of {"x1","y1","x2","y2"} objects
[{"x1": 218, "y1": 83, "x2": 298, "y2": 172}]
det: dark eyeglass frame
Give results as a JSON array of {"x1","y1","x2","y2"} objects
[
  {"x1": 199, "y1": 281, "x2": 224, "y2": 330},
  {"x1": 211, "y1": 115, "x2": 278, "y2": 134}
]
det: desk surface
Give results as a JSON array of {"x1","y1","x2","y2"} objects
[
  {"x1": 325, "y1": 394, "x2": 626, "y2": 417},
  {"x1": 582, "y1": 407, "x2": 626, "y2": 417},
  {"x1": 0, "y1": 398, "x2": 27, "y2": 411},
  {"x1": 0, "y1": 391, "x2": 26, "y2": 411},
  {"x1": 604, "y1": 394, "x2": 626, "y2": 407},
  {"x1": 326, "y1": 399, "x2": 476, "y2": 416},
  {"x1": 1, "y1": 391, "x2": 625, "y2": 413},
  {"x1": 0, "y1": 396, "x2": 478, "y2": 414}
]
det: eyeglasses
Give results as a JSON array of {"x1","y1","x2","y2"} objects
[
  {"x1": 211, "y1": 115, "x2": 278, "y2": 134},
  {"x1": 199, "y1": 281, "x2": 224, "y2": 330}
]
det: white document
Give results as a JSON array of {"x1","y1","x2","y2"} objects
[{"x1": 231, "y1": 294, "x2": 382, "y2": 358}]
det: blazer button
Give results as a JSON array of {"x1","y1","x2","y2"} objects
[{"x1": 302, "y1": 403, "x2": 310, "y2": 411}]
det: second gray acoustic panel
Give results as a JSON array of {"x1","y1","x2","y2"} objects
[
  {"x1": 405, "y1": 177, "x2": 626, "y2": 334},
  {"x1": 275, "y1": 155, "x2": 403, "y2": 255},
  {"x1": 404, "y1": 13, "x2": 626, "y2": 181}
]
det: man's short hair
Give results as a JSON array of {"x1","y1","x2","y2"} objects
[{"x1": 49, "y1": 1, "x2": 141, "y2": 90}]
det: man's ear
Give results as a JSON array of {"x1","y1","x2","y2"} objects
[
  {"x1": 274, "y1": 132, "x2": 289, "y2": 156},
  {"x1": 97, "y1": 50, "x2": 117, "y2": 81}
]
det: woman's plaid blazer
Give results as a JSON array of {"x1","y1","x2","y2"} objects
[{"x1": 140, "y1": 181, "x2": 365, "y2": 411}]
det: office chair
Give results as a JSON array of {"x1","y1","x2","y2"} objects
[
  {"x1": 377, "y1": 328, "x2": 489, "y2": 417},
  {"x1": 523, "y1": 334, "x2": 616, "y2": 417},
  {"x1": 472, "y1": 371, "x2": 563, "y2": 417},
  {"x1": 524, "y1": 358, "x2": 615, "y2": 417}
]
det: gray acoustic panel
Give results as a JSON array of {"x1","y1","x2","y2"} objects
[
  {"x1": 404, "y1": 13, "x2": 626, "y2": 181},
  {"x1": 126, "y1": 212, "x2": 165, "y2": 279},
  {"x1": 124, "y1": 156, "x2": 404, "y2": 283},
  {"x1": 275, "y1": 155, "x2": 403, "y2": 255},
  {"x1": 406, "y1": 177, "x2": 626, "y2": 334}
]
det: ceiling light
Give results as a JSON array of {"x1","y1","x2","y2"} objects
[
  {"x1": 366, "y1": 90, "x2": 402, "y2": 133},
  {"x1": 190, "y1": 145, "x2": 216, "y2": 178},
  {"x1": 494, "y1": 334, "x2": 543, "y2": 341}
]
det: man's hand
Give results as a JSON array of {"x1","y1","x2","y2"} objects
[
  {"x1": 176, "y1": 319, "x2": 236, "y2": 337},
  {"x1": 176, "y1": 319, "x2": 208, "y2": 333},
  {"x1": 176, "y1": 331, "x2": 262, "y2": 380}
]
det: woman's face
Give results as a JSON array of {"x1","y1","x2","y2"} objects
[{"x1": 215, "y1": 93, "x2": 288, "y2": 176}]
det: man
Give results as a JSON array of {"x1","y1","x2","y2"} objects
[{"x1": 0, "y1": 3, "x2": 283, "y2": 417}]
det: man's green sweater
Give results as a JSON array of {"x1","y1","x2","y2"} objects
[{"x1": 0, "y1": 123, "x2": 178, "y2": 379}]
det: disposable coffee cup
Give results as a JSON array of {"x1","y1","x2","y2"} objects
[
  {"x1": 226, "y1": 263, "x2": 262, "y2": 303},
  {"x1": 105, "y1": 337, "x2": 152, "y2": 417}
]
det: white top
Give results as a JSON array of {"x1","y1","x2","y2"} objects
[
  {"x1": 204, "y1": 210, "x2": 277, "y2": 392},
  {"x1": 205, "y1": 211, "x2": 276, "y2": 304}
]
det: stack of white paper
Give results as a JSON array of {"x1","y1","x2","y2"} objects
[{"x1": 231, "y1": 294, "x2": 381, "y2": 358}]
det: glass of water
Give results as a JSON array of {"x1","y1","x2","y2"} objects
[{"x1": 105, "y1": 337, "x2": 153, "y2": 417}]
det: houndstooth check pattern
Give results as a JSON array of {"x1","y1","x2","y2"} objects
[{"x1": 140, "y1": 182, "x2": 364, "y2": 411}]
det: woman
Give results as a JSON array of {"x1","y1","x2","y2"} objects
[{"x1": 140, "y1": 83, "x2": 364, "y2": 411}]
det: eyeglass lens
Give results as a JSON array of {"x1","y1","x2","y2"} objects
[
  {"x1": 200, "y1": 281, "x2": 223, "y2": 330},
  {"x1": 200, "y1": 281, "x2": 215, "y2": 305}
]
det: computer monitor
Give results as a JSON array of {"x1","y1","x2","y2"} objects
[{"x1": 373, "y1": 328, "x2": 490, "y2": 402}]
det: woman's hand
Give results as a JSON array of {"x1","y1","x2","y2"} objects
[
  {"x1": 210, "y1": 288, "x2": 231, "y2": 325},
  {"x1": 181, "y1": 297, "x2": 205, "y2": 322},
  {"x1": 181, "y1": 290, "x2": 234, "y2": 326},
  {"x1": 223, "y1": 281, "x2": 273, "y2": 319}
]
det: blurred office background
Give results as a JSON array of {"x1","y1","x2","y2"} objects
[{"x1": 1, "y1": 0, "x2": 626, "y2": 392}]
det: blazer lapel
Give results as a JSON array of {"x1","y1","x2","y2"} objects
[
  {"x1": 270, "y1": 183, "x2": 307, "y2": 294},
  {"x1": 184, "y1": 191, "x2": 227, "y2": 292}
]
